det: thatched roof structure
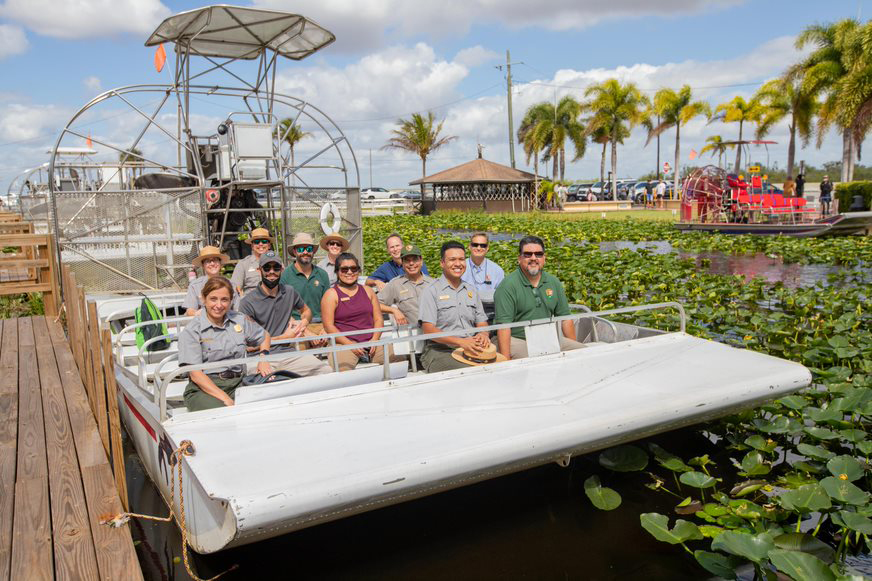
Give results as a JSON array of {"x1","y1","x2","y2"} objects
[{"x1": 410, "y1": 158, "x2": 534, "y2": 185}]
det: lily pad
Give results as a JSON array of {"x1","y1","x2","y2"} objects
[
  {"x1": 744, "y1": 435, "x2": 778, "y2": 453},
  {"x1": 584, "y1": 475, "x2": 622, "y2": 511},
  {"x1": 773, "y1": 532, "x2": 835, "y2": 563},
  {"x1": 639, "y1": 513, "x2": 703, "y2": 545},
  {"x1": 730, "y1": 480, "x2": 767, "y2": 497},
  {"x1": 698, "y1": 525, "x2": 726, "y2": 539},
  {"x1": 826, "y1": 455, "x2": 864, "y2": 482},
  {"x1": 836, "y1": 510, "x2": 872, "y2": 534},
  {"x1": 680, "y1": 471, "x2": 717, "y2": 489},
  {"x1": 778, "y1": 484, "x2": 832, "y2": 513},
  {"x1": 740, "y1": 451, "x2": 771, "y2": 476},
  {"x1": 796, "y1": 443, "x2": 835, "y2": 461},
  {"x1": 807, "y1": 407, "x2": 843, "y2": 423},
  {"x1": 778, "y1": 395, "x2": 809, "y2": 410},
  {"x1": 768, "y1": 549, "x2": 835, "y2": 581},
  {"x1": 598, "y1": 445, "x2": 648, "y2": 472},
  {"x1": 804, "y1": 427, "x2": 841, "y2": 440},
  {"x1": 711, "y1": 530, "x2": 775, "y2": 563},
  {"x1": 820, "y1": 476, "x2": 870, "y2": 505},
  {"x1": 857, "y1": 440, "x2": 872, "y2": 455},
  {"x1": 839, "y1": 429, "x2": 867, "y2": 443},
  {"x1": 693, "y1": 550, "x2": 740, "y2": 579}
]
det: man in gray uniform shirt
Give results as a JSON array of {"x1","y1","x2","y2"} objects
[
  {"x1": 378, "y1": 244, "x2": 434, "y2": 326},
  {"x1": 238, "y1": 252, "x2": 332, "y2": 376},
  {"x1": 418, "y1": 241, "x2": 490, "y2": 373},
  {"x1": 231, "y1": 227, "x2": 275, "y2": 297}
]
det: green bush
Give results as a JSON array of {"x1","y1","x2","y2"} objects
[{"x1": 835, "y1": 181, "x2": 872, "y2": 211}]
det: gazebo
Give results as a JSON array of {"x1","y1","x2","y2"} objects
[{"x1": 410, "y1": 153, "x2": 536, "y2": 213}]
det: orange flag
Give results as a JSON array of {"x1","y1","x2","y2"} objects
[
  {"x1": 688, "y1": 149, "x2": 698, "y2": 161},
  {"x1": 154, "y1": 44, "x2": 167, "y2": 73},
  {"x1": 86, "y1": 133, "x2": 92, "y2": 147}
]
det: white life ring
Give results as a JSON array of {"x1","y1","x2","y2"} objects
[{"x1": 320, "y1": 202, "x2": 342, "y2": 235}]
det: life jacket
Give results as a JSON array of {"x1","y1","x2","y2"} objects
[{"x1": 134, "y1": 296, "x2": 169, "y2": 351}]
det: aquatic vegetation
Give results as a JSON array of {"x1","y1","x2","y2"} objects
[{"x1": 362, "y1": 212, "x2": 871, "y2": 579}]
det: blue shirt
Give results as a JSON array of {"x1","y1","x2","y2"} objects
[
  {"x1": 461, "y1": 258, "x2": 504, "y2": 302},
  {"x1": 368, "y1": 259, "x2": 429, "y2": 283}
]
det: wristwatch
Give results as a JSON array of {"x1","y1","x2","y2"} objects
[{"x1": 259, "y1": 349, "x2": 270, "y2": 357}]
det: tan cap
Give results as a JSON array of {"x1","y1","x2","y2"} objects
[
  {"x1": 192, "y1": 245, "x2": 229, "y2": 269},
  {"x1": 245, "y1": 227, "x2": 275, "y2": 245}
]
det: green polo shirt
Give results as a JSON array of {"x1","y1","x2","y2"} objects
[
  {"x1": 493, "y1": 268, "x2": 571, "y2": 340},
  {"x1": 279, "y1": 262, "x2": 331, "y2": 321}
]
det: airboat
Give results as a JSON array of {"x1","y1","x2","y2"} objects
[
  {"x1": 676, "y1": 165, "x2": 872, "y2": 236},
  {"x1": 49, "y1": 6, "x2": 812, "y2": 555}
]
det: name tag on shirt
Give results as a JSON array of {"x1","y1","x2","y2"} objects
[
  {"x1": 439, "y1": 295, "x2": 450, "y2": 300},
  {"x1": 400, "y1": 288, "x2": 409, "y2": 294},
  {"x1": 340, "y1": 296, "x2": 350, "y2": 301}
]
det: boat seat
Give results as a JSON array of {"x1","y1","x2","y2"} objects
[{"x1": 120, "y1": 343, "x2": 178, "y2": 365}]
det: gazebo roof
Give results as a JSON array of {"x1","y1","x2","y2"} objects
[{"x1": 410, "y1": 158, "x2": 534, "y2": 185}]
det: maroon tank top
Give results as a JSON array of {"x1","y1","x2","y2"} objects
[{"x1": 333, "y1": 284, "x2": 374, "y2": 343}]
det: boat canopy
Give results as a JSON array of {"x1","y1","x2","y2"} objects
[{"x1": 145, "y1": 5, "x2": 335, "y2": 60}]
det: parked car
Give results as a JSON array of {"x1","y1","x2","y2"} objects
[
  {"x1": 360, "y1": 187, "x2": 393, "y2": 199},
  {"x1": 390, "y1": 190, "x2": 422, "y2": 200},
  {"x1": 589, "y1": 182, "x2": 605, "y2": 199},
  {"x1": 567, "y1": 183, "x2": 593, "y2": 202}
]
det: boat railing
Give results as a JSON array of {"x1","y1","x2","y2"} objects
[
  {"x1": 152, "y1": 301, "x2": 686, "y2": 421},
  {"x1": 113, "y1": 315, "x2": 193, "y2": 361},
  {"x1": 101, "y1": 293, "x2": 186, "y2": 324}
]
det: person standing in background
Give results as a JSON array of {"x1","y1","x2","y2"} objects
[
  {"x1": 783, "y1": 176, "x2": 796, "y2": 197},
  {"x1": 819, "y1": 175, "x2": 833, "y2": 215},
  {"x1": 795, "y1": 172, "x2": 805, "y2": 198}
]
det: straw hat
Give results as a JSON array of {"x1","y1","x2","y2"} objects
[
  {"x1": 289, "y1": 232, "x2": 315, "y2": 254},
  {"x1": 192, "y1": 245, "x2": 229, "y2": 269},
  {"x1": 319, "y1": 234, "x2": 350, "y2": 253},
  {"x1": 451, "y1": 343, "x2": 508, "y2": 366},
  {"x1": 244, "y1": 227, "x2": 275, "y2": 245}
]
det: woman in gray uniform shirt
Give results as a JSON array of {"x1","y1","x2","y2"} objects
[{"x1": 177, "y1": 277, "x2": 272, "y2": 411}]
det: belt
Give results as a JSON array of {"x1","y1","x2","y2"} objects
[{"x1": 208, "y1": 370, "x2": 242, "y2": 380}]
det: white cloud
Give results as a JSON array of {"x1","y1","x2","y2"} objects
[
  {"x1": 83, "y1": 76, "x2": 102, "y2": 94},
  {"x1": 0, "y1": 0, "x2": 170, "y2": 39},
  {"x1": 255, "y1": 0, "x2": 740, "y2": 51},
  {"x1": 0, "y1": 23, "x2": 27, "y2": 58},
  {"x1": 454, "y1": 46, "x2": 499, "y2": 68},
  {"x1": 0, "y1": 103, "x2": 68, "y2": 142}
]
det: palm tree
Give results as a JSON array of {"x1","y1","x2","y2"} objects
[
  {"x1": 699, "y1": 135, "x2": 733, "y2": 169},
  {"x1": 646, "y1": 85, "x2": 711, "y2": 196},
  {"x1": 517, "y1": 97, "x2": 586, "y2": 182},
  {"x1": 753, "y1": 78, "x2": 817, "y2": 178},
  {"x1": 583, "y1": 79, "x2": 649, "y2": 200},
  {"x1": 590, "y1": 125, "x2": 611, "y2": 184},
  {"x1": 382, "y1": 112, "x2": 456, "y2": 194},
  {"x1": 711, "y1": 96, "x2": 764, "y2": 174},
  {"x1": 792, "y1": 19, "x2": 868, "y2": 182},
  {"x1": 277, "y1": 118, "x2": 311, "y2": 177},
  {"x1": 518, "y1": 106, "x2": 550, "y2": 208}
]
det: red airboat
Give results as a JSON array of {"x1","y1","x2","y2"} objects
[{"x1": 675, "y1": 165, "x2": 872, "y2": 237}]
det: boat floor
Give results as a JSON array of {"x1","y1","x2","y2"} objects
[{"x1": 162, "y1": 332, "x2": 810, "y2": 551}]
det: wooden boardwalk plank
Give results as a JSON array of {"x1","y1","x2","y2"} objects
[
  {"x1": 33, "y1": 317, "x2": 100, "y2": 580},
  {"x1": 11, "y1": 317, "x2": 53, "y2": 580},
  {"x1": 0, "y1": 320, "x2": 16, "y2": 581},
  {"x1": 52, "y1": 329, "x2": 143, "y2": 581}
]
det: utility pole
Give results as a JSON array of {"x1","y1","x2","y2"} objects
[
  {"x1": 656, "y1": 114, "x2": 661, "y2": 182},
  {"x1": 496, "y1": 50, "x2": 521, "y2": 169},
  {"x1": 369, "y1": 148, "x2": 372, "y2": 188}
]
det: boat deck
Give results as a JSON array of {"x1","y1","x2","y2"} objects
[{"x1": 0, "y1": 316, "x2": 142, "y2": 580}]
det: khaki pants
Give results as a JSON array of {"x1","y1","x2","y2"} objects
[
  {"x1": 421, "y1": 343, "x2": 469, "y2": 373},
  {"x1": 272, "y1": 352, "x2": 332, "y2": 376},
  {"x1": 329, "y1": 344, "x2": 397, "y2": 372},
  {"x1": 183, "y1": 376, "x2": 242, "y2": 412},
  {"x1": 297, "y1": 322, "x2": 325, "y2": 351},
  {"x1": 502, "y1": 335, "x2": 585, "y2": 360}
]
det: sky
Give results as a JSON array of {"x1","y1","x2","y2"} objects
[{"x1": 0, "y1": 0, "x2": 868, "y2": 194}]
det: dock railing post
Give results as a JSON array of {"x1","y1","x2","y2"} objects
[
  {"x1": 101, "y1": 327, "x2": 129, "y2": 511},
  {"x1": 87, "y1": 300, "x2": 109, "y2": 453}
]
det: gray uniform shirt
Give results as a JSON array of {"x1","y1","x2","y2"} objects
[
  {"x1": 418, "y1": 275, "x2": 487, "y2": 339},
  {"x1": 378, "y1": 274, "x2": 435, "y2": 325},
  {"x1": 317, "y1": 257, "x2": 337, "y2": 285},
  {"x1": 177, "y1": 310, "x2": 265, "y2": 374},
  {"x1": 182, "y1": 275, "x2": 239, "y2": 311},
  {"x1": 230, "y1": 254, "x2": 262, "y2": 295},
  {"x1": 238, "y1": 284, "x2": 305, "y2": 339}
]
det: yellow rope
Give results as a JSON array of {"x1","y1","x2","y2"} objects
[{"x1": 101, "y1": 440, "x2": 238, "y2": 581}]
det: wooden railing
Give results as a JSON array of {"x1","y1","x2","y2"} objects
[{"x1": 0, "y1": 229, "x2": 60, "y2": 316}]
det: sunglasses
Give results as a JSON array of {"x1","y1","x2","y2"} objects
[
  {"x1": 521, "y1": 251, "x2": 545, "y2": 258},
  {"x1": 326, "y1": 241, "x2": 343, "y2": 247},
  {"x1": 294, "y1": 245, "x2": 314, "y2": 254},
  {"x1": 261, "y1": 264, "x2": 282, "y2": 273},
  {"x1": 470, "y1": 242, "x2": 488, "y2": 249},
  {"x1": 252, "y1": 239, "x2": 271, "y2": 245},
  {"x1": 339, "y1": 266, "x2": 360, "y2": 274}
]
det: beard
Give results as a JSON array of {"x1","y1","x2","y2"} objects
[{"x1": 525, "y1": 265, "x2": 540, "y2": 277}]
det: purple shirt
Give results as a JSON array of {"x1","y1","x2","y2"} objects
[{"x1": 334, "y1": 284, "x2": 375, "y2": 343}]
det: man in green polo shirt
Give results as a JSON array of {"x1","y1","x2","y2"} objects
[
  {"x1": 279, "y1": 232, "x2": 330, "y2": 350},
  {"x1": 494, "y1": 235, "x2": 583, "y2": 360}
]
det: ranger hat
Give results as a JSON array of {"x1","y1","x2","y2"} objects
[
  {"x1": 319, "y1": 234, "x2": 350, "y2": 253},
  {"x1": 192, "y1": 245, "x2": 229, "y2": 269},
  {"x1": 258, "y1": 251, "x2": 283, "y2": 269},
  {"x1": 450, "y1": 343, "x2": 508, "y2": 367},
  {"x1": 245, "y1": 227, "x2": 275, "y2": 245},
  {"x1": 289, "y1": 232, "x2": 316, "y2": 254},
  {"x1": 400, "y1": 244, "x2": 422, "y2": 258}
]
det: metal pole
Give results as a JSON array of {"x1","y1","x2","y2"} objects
[
  {"x1": 506, "y1": 50, "x2": 516, "y2": 169},
  {"x1": 656, "y1": 114, "x2": 661, "y2": 182},
  {"x1": 369, "y1": 148, "x2": 373, "y2": 188}
]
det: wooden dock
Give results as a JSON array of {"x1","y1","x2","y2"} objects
[{"x1": 0, "y1": 316, "x2": 142, "y2": 581}]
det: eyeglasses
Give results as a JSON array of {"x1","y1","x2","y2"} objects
[
  {"x1": 326, "y1": 241, "x2": 343, "y2": 247},
  {"x1": 339, "y1": 266, "x2": 360, "y2": 274},
  {"x1": 470, "y1": 242, "x2": 488, "y2": 249},
  {"x1": 261, "y1": 264, "x2": 282, "y2": 273},
  {"x1": 252, "y1": 239, "x2": 271, "y2": 245},
  {"x1": 294, "y1": 245, "x2": 314, "y2": 254},
  {"x1": 521, "y1": 251, "x2": 545, "y2": 258}
]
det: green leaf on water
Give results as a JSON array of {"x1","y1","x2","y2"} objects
[
  {"x1": 639, "y1": 513, "x2": 703, "y2": 545},
  {"x1": 807, "y1": 407, "x2": 843, "y2": 424},
  {"x1": 773, "y1": 532, "x2": 835, "y2": 563},
  {"x1": 858, "y1": 440, "x2": 872, "y2": 455},
  {"x1": 796, "y1": 443, "x2": 835, "y2": 461},
  {"x1": 583, "y1": 475, "x2": 622, "y2": 511},
  {"x1": 826, "y1": 455, "x2": 864, "y2": 482},
  {"x1": 804, "y1": 426, "x2": 841, "y2": 440},
  {"x1": 693, "y1": 550, "x2": 740, "y2": 579},
  {"x1": 730, "y1": 480, "x2": 767, "y2": 497},
  {"x1": 778, "y1": 484, "x2": 832, "y2": 513},
  {"x1": 837, "y1": 511, "x2": 872, "y2": 534},
  {"x1": 779, "y1": 395, "x2": 809, "y2": 410},
  {"x1": 698, "y1": 525, "x2": 726, "y2": 539},
  {"x1": 680, "y1": 471, "x2": 717, "y2": 489},
  {"x1": 740, "y1": 451, "x2": 771, "y2": 476},
  {"x1": 711, "y1": 530, "x2": 775, "y2": 563},
  {"x1": 768, "y1": 549, "x2": 835, "y2": 581},
  {"x1": 745, "y1": 435, "x2": 778, "y2": 453},
  {"x1": 598, "y1": 445, "x2": 648, "y2": 472},
  {"x1": 828, "y1": 336, "x2": 851, "y2": 349},
  {"x1": 839, "y1": 429, "x2": 867, "y2": 443},
  {"x1": 820, "y1": 476, "x2": 870, "y2": 505}
]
